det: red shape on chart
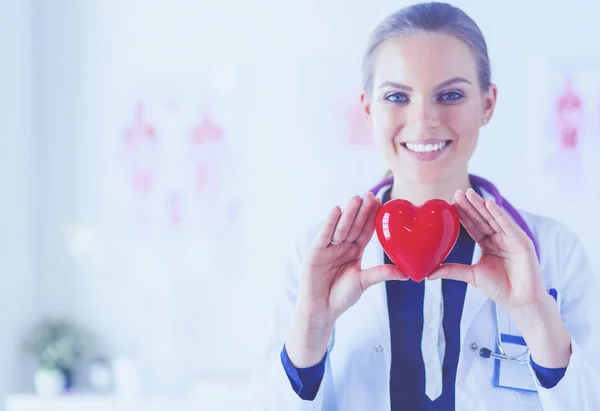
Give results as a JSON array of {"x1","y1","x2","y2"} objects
[
  {"x1": 196, "y1": 163, "x2": 218, "y2": 193},
  {"x1": 191, "y1": 115, "x2": 224, "y2": 146},
  {"x1": 131, "y1": 171, "x2": 153, "y2": 194},
  {"x1": 375, "y1": 199, "x2": 460, "y2": 282},
  {"x1": 345, "y1": 102, "x2": 373, "y2": 146},
  {"x1": 555, "y1": 78, "x2": 583, "y2": 150},
  {"x1": 123, "y1": 102, "x2": 156, "y2": 147},
  {"x1": 166, "y1": 193, "x2": 183, "y2": 224},
  {"x1": 122, "y1": 102, "x2": 157, "y2": 195}
]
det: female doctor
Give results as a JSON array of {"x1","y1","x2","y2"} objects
[{"x1": 247, "y1": 2, "x2": 600, "y2": 410}]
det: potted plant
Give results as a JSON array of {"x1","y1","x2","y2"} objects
[{"x1": 22, "y1": 318, "x2": 90, "y2": 395}]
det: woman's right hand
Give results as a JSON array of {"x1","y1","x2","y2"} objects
[{"x1": 285, "y1": 191, "x2": 407, "y2": 367}]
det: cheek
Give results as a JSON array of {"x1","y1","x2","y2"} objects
[
  {"x1": 440, "y1": 105, "x2": 481, "y2": 145},
  {"x1": 371, "y1": 104, "x2": 405, "y2": 140}
]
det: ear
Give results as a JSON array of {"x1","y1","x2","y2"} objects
[
  {"x1": 360, "y1": 89, "x2": 372, "y2": 124},
  {"x1": 481, "y1": 83, "x2": 497, "y2": 125}
]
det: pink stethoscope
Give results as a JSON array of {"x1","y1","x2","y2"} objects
[{"x1": 368, "y1": 173, "x2": 541, "y2": 365}]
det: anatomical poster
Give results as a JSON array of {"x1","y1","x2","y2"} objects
[
  {"x1": 67, "y1": 67, "x2": 247, "y2": 395},
  {"x1": 528, "y1": 59, "x2": 600, "y2": 196}
]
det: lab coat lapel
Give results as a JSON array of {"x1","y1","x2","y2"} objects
[
  {"x1": 361, "y1": 233, "x2": 391, "y2": 358},
  {"x1": 359, "y1": 186, "x2": 392, "y2": 367},
  {"x1": 460, "y1": 243, "x2": 489, "y2": 344},
  {"x1": 460, "y1": 187, "x2": 494, "y2": 343}
]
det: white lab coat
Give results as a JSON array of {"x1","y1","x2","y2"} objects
[{"x1": 246, "y1": 183, "x2": 600, "y2": 410}]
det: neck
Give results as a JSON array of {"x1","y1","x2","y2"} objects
[{"x1": 389, "y1": 172, "x2": 472, "y2": 205}]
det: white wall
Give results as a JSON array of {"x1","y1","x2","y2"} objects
[
  {"x1": 0, "y1": 0, "x2": 36, "y2": 405},
  {"x1": 6, "y1": 0, "x2": 600, "y2": 404},
  {"x1": 31, "y1": 0, "x2": 84, "y2": 318}
]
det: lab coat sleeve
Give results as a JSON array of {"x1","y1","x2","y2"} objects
[
  {"x1": 245, "y1": 229, "x2": 338, "y2": 411},
  {"x1": 528, "y1": 230, "x2": 600, "y2": 410}
]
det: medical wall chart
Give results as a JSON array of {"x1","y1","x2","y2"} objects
[
  {"x1": 115, "y1": 91, "x2": 242, "y2": 232},
  {"x1": 527, "y1": 59, "x2": 600, "y2": 196},
  {"x1": 64, "y1": 67, "x2": 247, "y2": 396},
  {"x1": 523, "y1": 58, "x2": 600, "y2": 276}
]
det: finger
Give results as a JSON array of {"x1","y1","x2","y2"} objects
[
  {"x1": 355, "y1": 197, "x2": 381, "y2": 248},
  {"x1": 314, "y1": 205, "x2": 343, "y2": 248},
  {"x1": 454, "y1": 190, "x2": 495, "y2": 237},
  {"x1": 485, "y1": 198, "x2": 523, "y2": 238},
  {"x1": 427, "y1": 263, "x2": 475, "y2": 285},
  {"x1": 345, "y1": 192, "x2": 376, "y2": 243},
  {"x1": 360, "y1": 264, "x2": 408, "y2": 291},
  {"x1": 331, "y1": 196, "x2": 362, "y2": 243},
  {"x1": 465, "y1": 188, "x2": 503, "y2": 233},
  {"x1": 452, "y1": 197, "x2": 485, "y2": 243}
]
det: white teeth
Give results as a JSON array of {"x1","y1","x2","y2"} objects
[{"x1": 405, "y1": 141, "x2": 447, "y2": 153}]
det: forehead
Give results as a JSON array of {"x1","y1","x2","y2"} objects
[{"x1": 372, "y1": 33, "x2": 478, "y2": 86}]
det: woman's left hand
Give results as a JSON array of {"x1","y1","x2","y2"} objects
[
  {"x1": 429, "y1": 188, "x2": 573, "y2": 368},
  {"x1": 428, "y1": 188, "x2": 547, "y2": 314}
]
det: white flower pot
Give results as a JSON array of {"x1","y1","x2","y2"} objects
[{"x1": 34, "y1": 368, "x2": 65, "y2": 396}]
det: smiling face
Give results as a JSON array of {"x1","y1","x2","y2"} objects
[{"x1": 361, "y1": 33, "x2": 497, "y2": 184}]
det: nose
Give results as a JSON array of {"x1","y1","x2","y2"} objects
[{"x1": 406, "y1": 98, "x2": 440, "y2": 131}]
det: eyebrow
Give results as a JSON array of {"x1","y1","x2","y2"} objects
[{"x1": 378, "y1": 77, "x2": 472, "y2": 92}]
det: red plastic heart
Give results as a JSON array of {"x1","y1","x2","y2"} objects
[{"x1": 375, "y1": 198, "x2": 460, "y2": 282}]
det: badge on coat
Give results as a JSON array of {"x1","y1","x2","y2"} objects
[{"x1": 493, "y1": 288, "x2": 560, "y2": 392}]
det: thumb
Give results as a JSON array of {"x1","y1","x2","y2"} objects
[
  {"x1": 427, "y1": 263, "x2": 475, "y2": 285},
  {"x1": 360, "y1": 264, "x2": 408, "y2": 291}
]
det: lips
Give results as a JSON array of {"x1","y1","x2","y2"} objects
[{"x1": 399, "y1": 139, "x2": 452, "y2": 161}]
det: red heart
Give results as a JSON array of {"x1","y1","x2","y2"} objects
[{"x1": 375, "y1": 199, "x2": 460, "y2": 282}]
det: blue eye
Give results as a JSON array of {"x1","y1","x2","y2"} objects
[
  {"x1": 385, "y1": 92, "x2": 409, "y2": 103},
  {"x1": 437, "y1": 90, "x2": 464, "y2": 102}
]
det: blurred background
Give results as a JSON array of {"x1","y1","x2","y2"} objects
[{"x1": 1, "y1": 0, "x2": 600, "y2": 409}]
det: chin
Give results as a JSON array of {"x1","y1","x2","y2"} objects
[{"x1": 394, "y1": 165, "x2": 454, "y2": 185}]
